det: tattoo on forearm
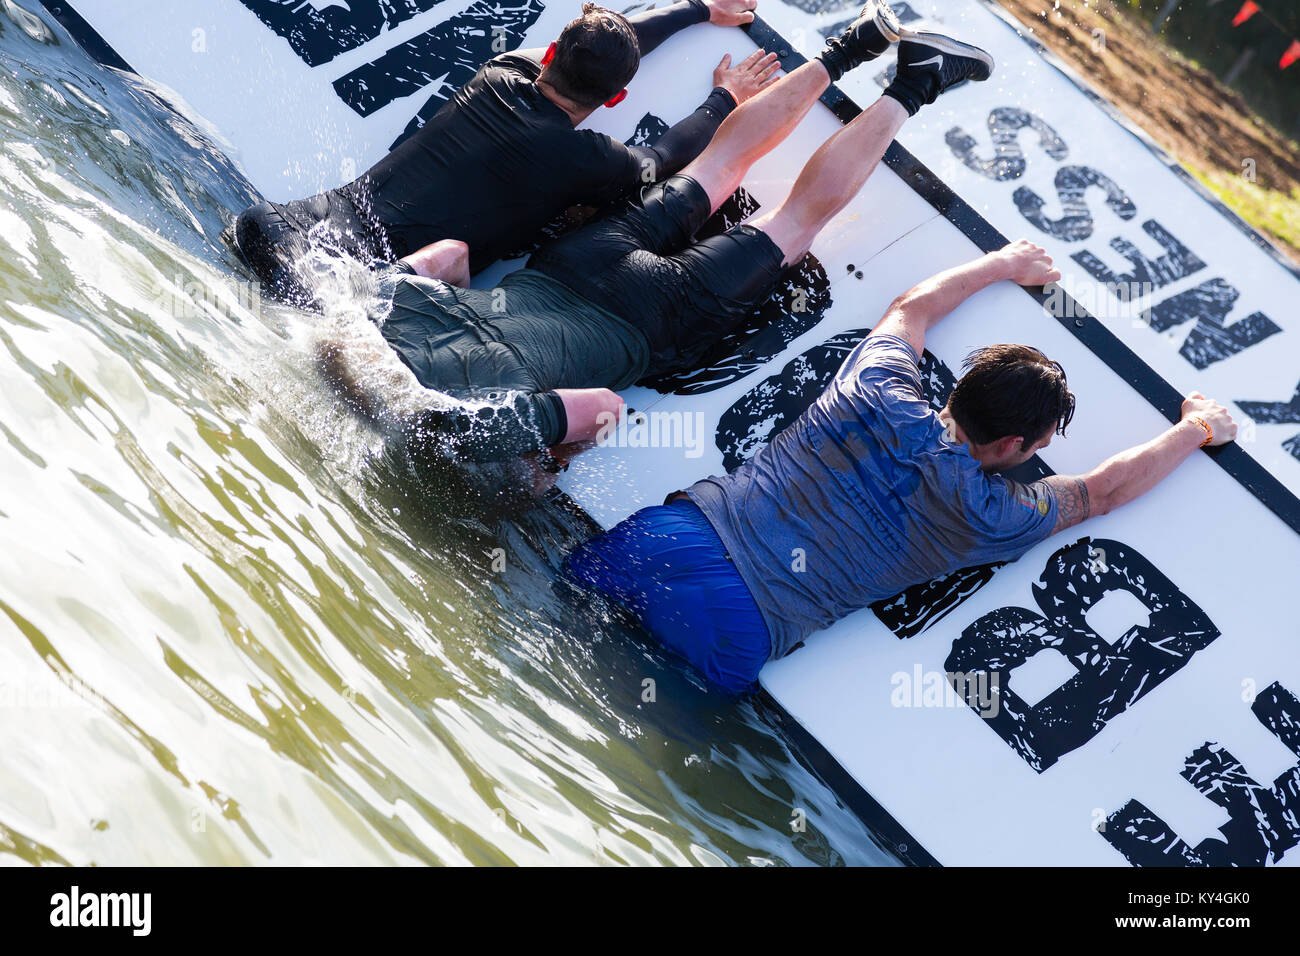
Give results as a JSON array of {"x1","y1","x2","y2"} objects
[{"x1": 1045, "y1": 475, "x2": 1091, "y2": 533}]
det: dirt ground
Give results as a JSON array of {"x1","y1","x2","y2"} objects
[{"x1": 994, "y1": 0, "x2": 1300, "y2": 262}]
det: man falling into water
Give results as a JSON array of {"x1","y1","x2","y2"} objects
[{"x1": 232, "y1": 1, "x2": 779, "y2": 304}]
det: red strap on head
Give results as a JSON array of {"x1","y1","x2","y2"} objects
[
  {"x1": 604, "y1": 88, "x2": 628, "y2": 108},
  {"x1": 540, "y1": 41, "x2": 557, "y2": 66}
]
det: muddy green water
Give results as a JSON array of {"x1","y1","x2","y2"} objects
[{"x1": 0, "y1": 5, "x2": 895, "y2": 865}]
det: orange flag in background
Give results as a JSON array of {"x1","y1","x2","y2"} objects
[
  {"x1": 1282, "y1": 39, "x2": 1300, "y2": 69},
  {"x1": 1233, "y1": 1, "x2": 1260, "y2": 26}
]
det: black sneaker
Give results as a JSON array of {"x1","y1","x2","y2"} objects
[
  {"x1": 884, "y1": 33, "x2": 995, "y2": 115},
  {"x1": 816, "y1": 2, "x2": 903, "y2": 82}
]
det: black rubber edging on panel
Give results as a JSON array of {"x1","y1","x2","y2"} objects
[
  {"x1": 744, "y1": 15, "x2": 1300, "y2": 540},
  {"x1": 37, "y1": 0, "x2": 135, "y2": 73},
  {"x1": 756, "y1": 689, "x2": 941, "y2": 866}
]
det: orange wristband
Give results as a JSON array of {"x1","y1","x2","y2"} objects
[{"x1": 1188, "y1": 416, "x2": 1212, "y2": 448}]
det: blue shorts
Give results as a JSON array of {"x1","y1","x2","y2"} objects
[{"x1": 563, "y1": 498, "x2": 773, "y2": 694}]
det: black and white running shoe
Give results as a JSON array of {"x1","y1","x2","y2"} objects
[
  {"x1": 817, "y1": 1, "x2": 904, "y2": 81},
  {"x1": 883, "y1": 32, "x2": 994, "y2": 114},
  {"x1": 896, "y1": 32, "x2": 994, "y2": 92}
]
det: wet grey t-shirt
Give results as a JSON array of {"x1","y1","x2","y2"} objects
[{"x1": 687, "y1": 332, "x2": 1059, "y2": 659}]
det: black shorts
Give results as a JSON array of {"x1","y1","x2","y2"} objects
[
  {"x1": 527, "y1": 175, "x2": 786, "y2": 377},
  {"x1": 378, "y1": 267, "x2": 569, "y2": 463}
]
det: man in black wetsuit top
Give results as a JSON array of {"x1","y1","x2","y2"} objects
[
  {"x1": 233, "y1": 0, "x2": 778, "y2": 304},
  {"x1": 321, "y1": 5, "x2": 1000, "y2": 480}
]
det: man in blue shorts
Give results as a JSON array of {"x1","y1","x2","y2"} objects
[{"x1": 563, "y1": 239, "x2": 1241, "y2": 694}]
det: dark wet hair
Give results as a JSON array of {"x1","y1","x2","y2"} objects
[
  {"x1": 948, "y1": 344, "x2": 1075, "y2": 450},
  {"x1": 546, "y1": 3, "x2": 640, "y2": 109}
]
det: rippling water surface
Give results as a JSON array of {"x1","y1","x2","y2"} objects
[{"x1": 0, "y1": 5, "x2": 895, "y2": 865}]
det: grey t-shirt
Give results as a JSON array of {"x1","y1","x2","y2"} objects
[{"x1": 687, "y1": 332, "x2": 1059, "y2": 659}]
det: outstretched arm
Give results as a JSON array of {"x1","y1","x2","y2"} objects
[
  {"x1": 628, "y1": 0, "x2": 708, "y2": 55},
  {"x1": 1035, "y1": 392, "x2": 1238, "y2": 533},
  {"x1": 630, "y1": 0, "x2": 759, "y2": 55},
  {"x1": 872, "y1": 240, "x2": 1060, "y2": 358},
  {"x1": 515, "y1": 0, "x2": 758, "y2": 65}
]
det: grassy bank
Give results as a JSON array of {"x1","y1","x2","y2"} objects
[
  {"x1": 995, "y1": 0, "x2": 1300, "y2": 265},
  {"x1": 1187, "y1": 163, "x2": 1300, "y2": 255}
]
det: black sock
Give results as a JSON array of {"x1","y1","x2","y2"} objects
[
  {"x1": 815, "y1": 45, "x2": 852, "y2": 84},
  {"x1": 882, "y1": 70, "x2": 937, "y2": 117},
  {"x1": 816, "y1": 12, "x2": 893, "y2": 84}
]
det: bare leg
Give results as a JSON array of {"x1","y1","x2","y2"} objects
[
  {"x1": 315, "y1": 325, "x2": 432, "y2": 423},
  {"x1": 401, "y1": 239, "x2": 471, "y2": 285},
  {"x1": 749, "y1": 95, "x2": 908, "y2": 266},
  {"x1": 680, "y1": 61, "x2": 831, "y2": 214}
]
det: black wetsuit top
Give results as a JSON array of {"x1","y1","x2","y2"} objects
[
  {"x1": 346, "y1": 50, "x2": 641, "y2": 271},
  {"x1": 234, "y1": 0, "x2": 733, "y2": 298}
]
